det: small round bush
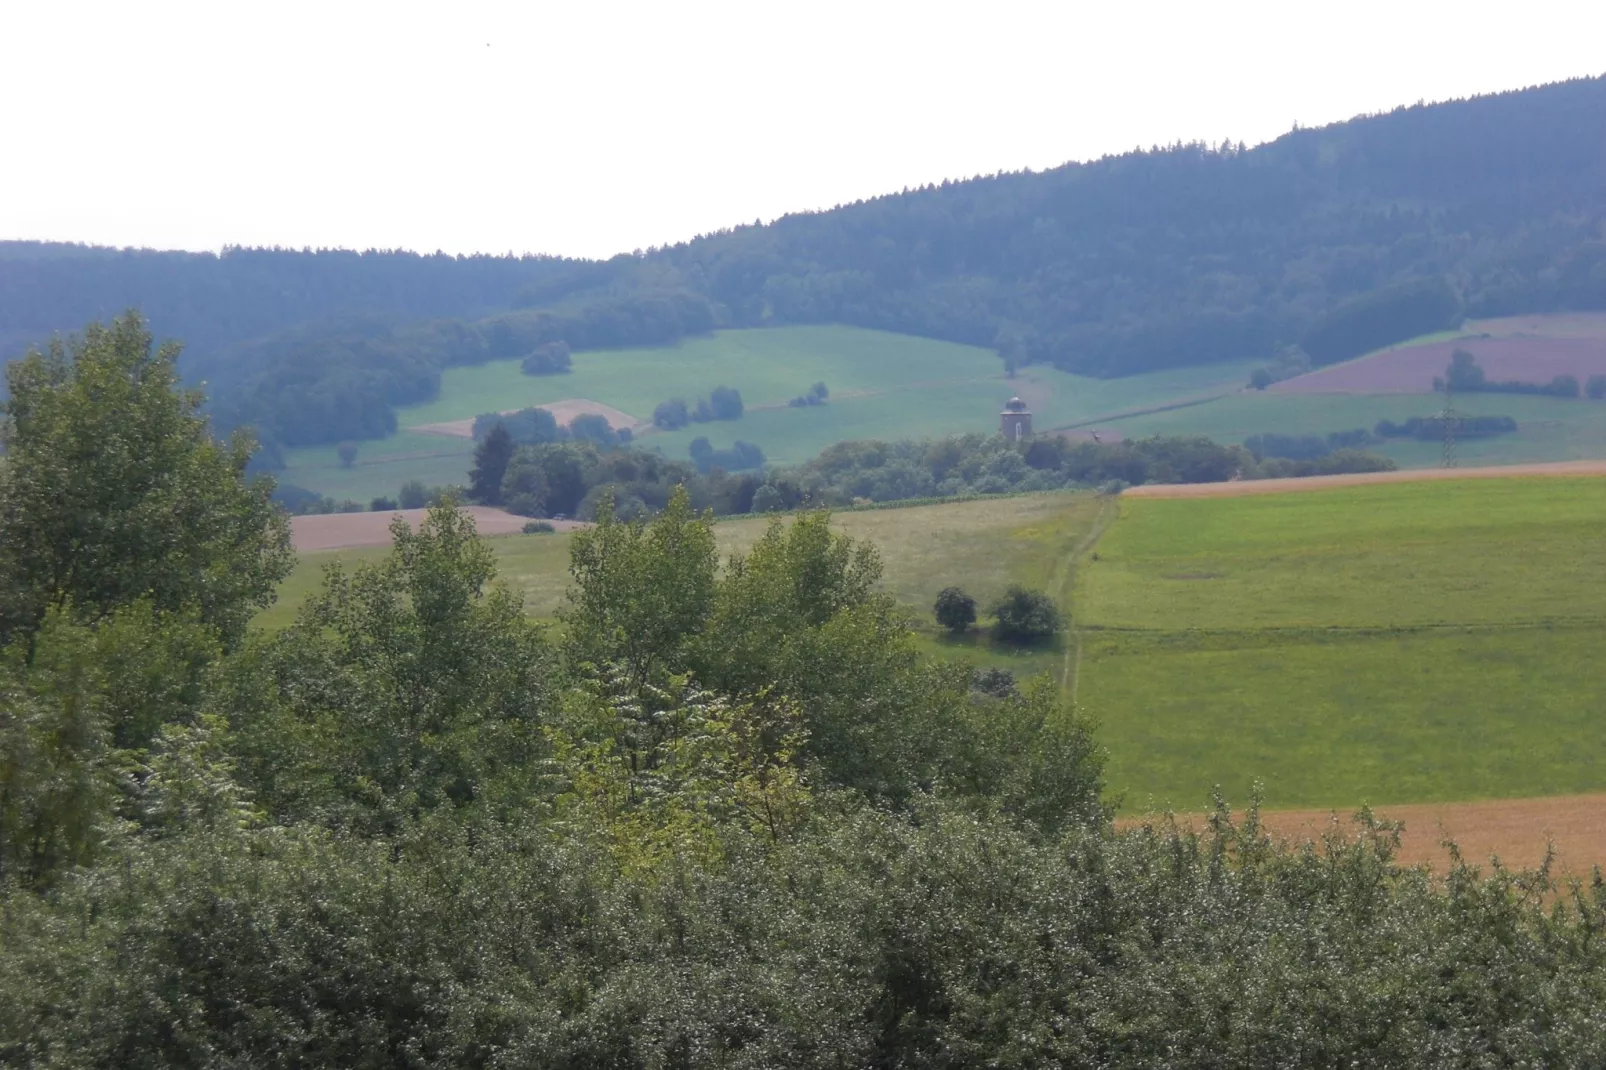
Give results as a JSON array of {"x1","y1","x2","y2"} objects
[
  {"x1": 991, "y1": 585, "x2": 1062, "y2": 643},
  {"x1": 934, "y1": 586, "x2": 977, "y2": 633},
  {"x1": 971, "y1": 666, "x2": 1017, "y2": 697},
  {"x1": 522, "y1": 520, "x2": 556, "y2": 535}
]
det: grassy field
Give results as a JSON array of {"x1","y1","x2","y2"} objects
[
  {"x1": 257, "y1": 493, "x2": 1104, "y2": 662},
  {"x1": 259, "y1": 475, "x2": 1606, "y2": 816},
  {"x1": 1076, "y1": 478, "x2": 1606, "y2": 812},
  {"x1": 1095, "y1": 390, "x2": 1606, "y2": 468},
  {"x1": 276, "y1": 325, "x2": 1260, "y2": 502}
]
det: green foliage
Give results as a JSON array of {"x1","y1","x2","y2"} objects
[
  {"x1": 1302, "y1": 278, "x2": 1464, "y2": 365},
  {"x1": 397, "y1": 478, "x2": 432, "y2": 509},
  {"x1": 561, "y1": 487, "x2": 718, "y2": 684},
  {"x1": 468, "y1": 422, "x2": 514, "y2": 504},
  {"x1": 934, "y1": 586, "x2": 977, "y2": 632},
  {"x1": 0, "y1": 313, "x2": 293, "y2": 648},
  {"x1": 521, "y1": 338, "x2": 571, "y2": 375},
  {"x1": 0, "y1": 601, "x2": 219, "y2": 883},
  {"x1": 223, "y1": 501, "x2": 553, "y2": 830},
  {"x1": 762, "y1": 431, "x2": 1392, "y2": 508},
  {"x1": 1438, "y1": 347, "x2": 1584, "y2": 397},
  {"x1": 336, "y1": 440, "x2": 358, "y2": 467},
  {"x1": 991, "y1": 585, "x2": 1062, "y2": 643}
]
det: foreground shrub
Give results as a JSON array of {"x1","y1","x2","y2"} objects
[{"x1": 934, "y1": 586, "x2": 977, "y2": 633}]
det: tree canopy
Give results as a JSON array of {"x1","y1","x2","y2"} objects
[{"x1": 0, "y1": 313, "x2": 292, "y2": 647}]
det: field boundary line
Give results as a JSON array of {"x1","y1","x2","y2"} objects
[
  {"x1": 1047, "y1": 388, "x2": 1241, "y2": 433},
  {"x1": 1079, "y1": 617, "x2": 1606, "y2": 640}
]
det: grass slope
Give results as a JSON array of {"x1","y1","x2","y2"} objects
[
  {"x1": 276, "y1": 326, "x2": 1259, "y2": 501},
  {"x1": 1096, "y1": 389, "x2": 1606, "y2": 468},
  {"x1": 1076, "y1": 478, "x2": 1606, "y2": 812}
]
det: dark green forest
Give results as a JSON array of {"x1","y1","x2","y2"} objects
[
  {"x1": 6, "y1": 315, "x2": 1606, "y2": 1065},
  {"x1": 5, "y1": 77, "x2": 1605, "y2": 454}
]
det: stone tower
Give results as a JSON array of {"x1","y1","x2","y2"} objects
[{"x1": 1000, "y1": 396, "x2": 1032, "y2": 441}]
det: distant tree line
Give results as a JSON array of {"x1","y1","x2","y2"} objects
[
  {"x1": 521, "y1": 338, "x2": 571, "y2": 375},
  {"x1": 746, "y1": 432, "x2": 1394, "y2": 508},
  {"x1": 1375, "y1": 414, "x2": 1520, "y2": 440},
  {"x1": 788, "y1": 381, "x2": 830, "y2": 407},
  {"x1": 653, "y1": 385, "x2": 744, "y2": 429},
  {"x1": 471, "y1": 406, "x2": 632, "y2": 448},
  {"x1": 1244, "y1": 429, "x2": 1380, "y2": 461},
  {"x1": 461, "y1": 429, "x2": 1400, "y2": 521},
  {"x1": 1436, "y1": 349, "x2": 1586, "y2": 398},
  {"x1": 689, "y1": 437, "x2": 765, "y2": 472}
]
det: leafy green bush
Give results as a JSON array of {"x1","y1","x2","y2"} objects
[
  {"x1": 934, "y1": 586, "x2": 977, "y2": 633},
  {"x1": 992, "y1": 585, "x2": 1062, "y2": 643}
]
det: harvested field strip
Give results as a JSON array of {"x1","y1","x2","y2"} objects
[
  {"x1": 290, "y1": 507, "x2": 580, "y2": 552},
  {"x1": 1121, "y1": 793, "x2": 1606, "y2": 876}
]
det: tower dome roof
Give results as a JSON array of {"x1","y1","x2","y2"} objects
[{"x1": 1004, "y1": 396, "x2": 1028, "y2": 412}]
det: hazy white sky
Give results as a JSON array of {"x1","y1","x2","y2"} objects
[{"x1": 2, "y1": 0, "x2": 1602, "y2": 260}]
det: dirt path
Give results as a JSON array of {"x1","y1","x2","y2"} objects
[
  {"x1": 292, "y1": 507, "x2": 586, "y2": 552},
  {"x1": 1058, "y1": 496, "x2": 1115, "y2": 698},
  {"x1": 1120, "y1": 793, "x2": 1606, "y2": 876},
  {"x1": 1125, "y1": 459, "x2": 1606, "y2": 499}
]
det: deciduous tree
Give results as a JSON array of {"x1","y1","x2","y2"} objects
[{"x1": 0, "y1": 313, "x2": 292, "y2": 647}]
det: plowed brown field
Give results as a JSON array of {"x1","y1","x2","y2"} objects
[
  {"x1": 1124, "y1": 794, "x2": 1606, "y2": 876},
  {"x1": 1124, "y1": 458, "x2": 1606, "y2": 498},
  {"x1": 291, "y1": 507, "x2": 585, "y2": 552}
]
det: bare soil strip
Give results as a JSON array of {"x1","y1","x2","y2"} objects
[
  {"x1": 412, "y1": 399, "x2": 641, "y2": 438},
  {"x1": 1122, "y1": 794, "x2": 1606, "y2": 876},
  {"x1": 291, "y1": 507, "x2": 586, "y2": 552},
  {"x1": 1124, "y1": 459, "x2": 1606, "y2": 499}
]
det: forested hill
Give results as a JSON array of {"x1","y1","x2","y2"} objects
[
  {"x1": 620, "y1": 74, "x2": 1606, "y2": 374},
  {"x1": 4, "y1": 75, "x2": 1604, "y2": 449},
  {"x1": 0, "y1": 243, "x2": 577, "y2": 367}
]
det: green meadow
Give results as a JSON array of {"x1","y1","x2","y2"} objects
[
  {"x1": 276, "y1": 325, "x2": 1259, "y2": 501},
  {"x1": 1076, "y1": 478, "x2": 1606, "y2": 812}
]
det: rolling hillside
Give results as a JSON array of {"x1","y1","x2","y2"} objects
[
  {"x1": 6, "y1": 77, "x2": 1603, "y2": 457},
  {"x1": 275, "y1": 325, "x2": 1259, "y2": 501},
  {"x1": 1097, "y1": 313, "x2": 1606, "y2": 467}
]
